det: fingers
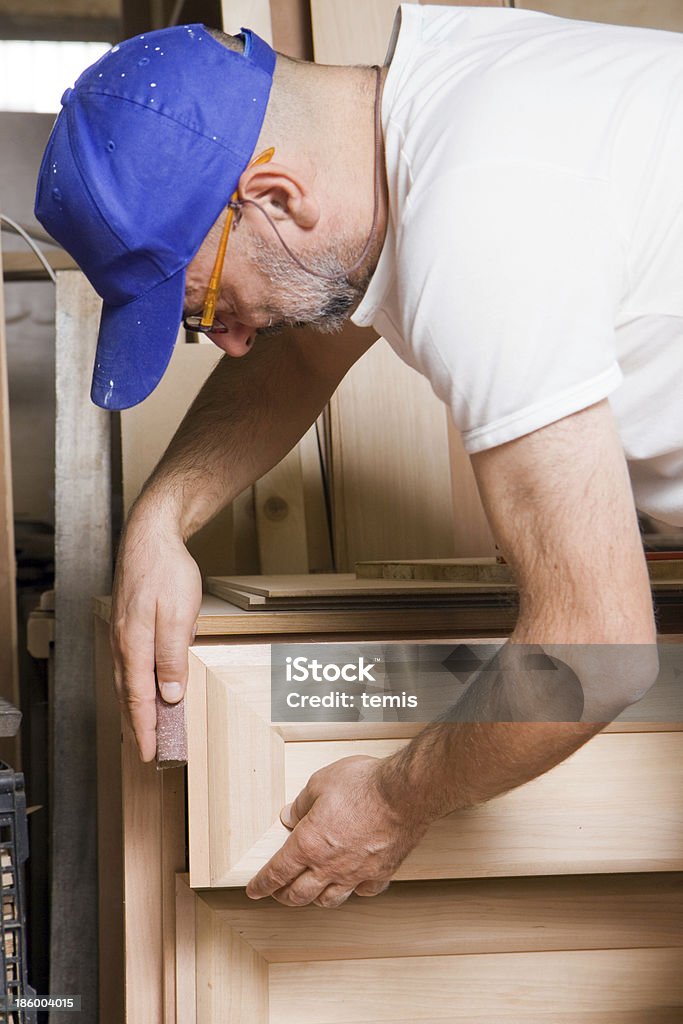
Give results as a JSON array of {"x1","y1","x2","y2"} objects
[
  {"x1": 280, "y1": 774, "x2": 320, "y2": 830},
  {"x1": 260, "y1": 872, "x2": 386, "y2": 908},
  {"x1": 154, "y1": 601, "x2": 195, "y2": 704},
  {"x1": 354, "y1": 879, "x2": 391, "y2": 897},
  {"x1": 246, "y1": 836, "x2": 308, "y2": 900},
  {"x1": 111, "y1": 616, "x2": 158, "y2": 763},
  {"x1": 271, "y1": 870, "x2": 328, "y2": 907},
  {"x1": 273, "y1": 877, "x2": 355, "y2": 908},
  {"x1": 313, "y1": 884, "x2": 356, "y2": 908}
]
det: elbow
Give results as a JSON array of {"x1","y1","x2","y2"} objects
[
  {"x1": 616, "y1": 643, "x2": 660, "y2": 706},
  {"x1": 578, "y1": 642, "x2": 660, "y2": 721}
]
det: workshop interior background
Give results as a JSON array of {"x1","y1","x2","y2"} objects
[{"x1": 2, "y1": 1, "x2": 683, "y2": 1023}]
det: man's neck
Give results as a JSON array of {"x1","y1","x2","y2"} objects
[{"x1": 269, "y1": 61, "x2": 389, "y2": 287}]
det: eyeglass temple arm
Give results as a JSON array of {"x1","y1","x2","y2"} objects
[{"x1": 199, "y1": 147, "x2": 276, "y2": 329}]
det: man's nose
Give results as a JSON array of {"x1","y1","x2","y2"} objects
[{"x1": 207, "y1": 322, "x2": 255, "y2": 357}]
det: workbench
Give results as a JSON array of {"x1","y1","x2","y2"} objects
[{"x1": 95, "y1": 594, "x2": 683, "y2": 1024}]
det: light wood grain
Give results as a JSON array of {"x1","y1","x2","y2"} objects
[
  {"x1": 174, "y1": 873, "x2": 197, "y2": 1024},
  {"x1": 311, "y1": 3, "x2": 498, "y2": 566},
  {"x1": 205, "y1": 652, "x2": 286, "y2": 886},
  {"x1": 186, "y1": 650, "x2": 211, "y2": 888},
  {"x1": 328, "y1": 340, "x2": 457, "y2": 571},
  {"x1": 298, "y1": 420, "x2": 334, "y2": 572},
  {"x1": 161, "y1": 767, "x2": 186, "y2": 1024},
  {"x1": 187, "y1": 872, "x2": 683, "y2": 961},
  {"x1": 177, "y1": 874, "x2": 683, "y2": 1022},
  {"x1": 269, "y1": 948, "x2": 683, "y2": 1023},
  {"x1": 311, "y1": 0, "x2": 415, "y2": 65},
  {"x1": 269, "y1": 0, "x2": 313, "y2": 59},
  {"x1": 221, "y1": 0, "x2": 273, "y2": 39},
  {"x1": 196, "y1": 887, "x2": 269, "y2": 1024},
  {"x1": 97, "y1": 633, "x2": 187, "y2": 1024},
  {"x1": 121, "y1": 716, "x2": 164, "y2": 1024},
  {"x1": 356, "y1": 557, "x2": 683, "y2": 582},
  {"x1": 518, "y1": 0, "x2": 683, "y2": 32},
  {"x1": 95, "y1": 591, "x2": 521, "y2": 637},
  {"x1": 255, "y1": 445, "x2": 309, "y2": 573},
  {"x1": 95, "y1": 617, "x2": 124, "y2": 1024},
  {"x1": 207, "y1": 572, "x2": 514, "y2": 599},
  {"x1": 447, "y1": 412, "x2": 497, "y2": 557}
]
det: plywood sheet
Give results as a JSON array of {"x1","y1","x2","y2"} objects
[
  {"x1": 254, "y1": 445, "x2": 309, "y2": 574},
  {"x1": 329, "y1": 340, "x2": 456, "y2": 570},
  {"x1": 207, "y1": 571, "x2": 514, "y2": 600},
  {"x1": 357, "y1": 557, "x2": 683, "y2": 582},
  {"x1": 95, "y1": 591, "x2": 520, "y2": 637}
]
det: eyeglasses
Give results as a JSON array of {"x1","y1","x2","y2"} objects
[{"x1": 183, "y1": 146, "x2": 275, "y2": 335}]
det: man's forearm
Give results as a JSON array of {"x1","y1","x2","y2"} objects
[
  {"x1": 130, "y1": 330, "x2": 348, "y2": 539},
  {"x1": 376, "y1": 631, "x2": 657, "y2": 827},
  {"x1": 377, "y1": 717, "x2": 604, "y2": 828}
]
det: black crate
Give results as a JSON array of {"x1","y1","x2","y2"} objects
[{"x1": 0, "y1": 764, "x2": 36, "y2": 1024}]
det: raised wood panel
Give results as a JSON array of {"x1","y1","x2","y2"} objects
[
  {"x1": 186, "y1": 643, "x2": 683, "y2": 888},
  {"x1": 177, "y1": 874, "x2": 683, "y2": 1024},
  {"x1": 269, "y1": 949, "x2": 683, "y2": 1023},
  {"x1": 191, "y1": 872, "x2": 683, "y2": 961}
]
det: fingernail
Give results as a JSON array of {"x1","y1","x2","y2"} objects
[
  {"x1": 280, "y1": 803, "x2": 294, "y2": 828},
  {"x1": 160, "y1": 682, "x2": 183, "y2": 702}
]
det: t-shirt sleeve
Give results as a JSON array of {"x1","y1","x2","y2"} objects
[{"x1": 398, "y1": 162, "x2": 625, "y2": 453}]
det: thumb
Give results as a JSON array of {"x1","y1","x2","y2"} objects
[
  {"x1": 155, "y1": 610, "x2": 193, "y2": 704},
  {"x1": 280, "y1": 775, "x2": 318, "y2": 830}
]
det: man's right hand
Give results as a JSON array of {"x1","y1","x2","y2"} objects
[{"x1": 110, "y1": 510, "x2": 203, "y2": 762}]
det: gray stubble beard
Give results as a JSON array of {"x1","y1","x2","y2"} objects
[{"x1": 246, "y1": 231, "x2": 372, "y2": 337}]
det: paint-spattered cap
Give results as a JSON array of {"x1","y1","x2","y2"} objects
[{"x1": 35, "y1": 24, "x2": 275, "y2": 409}]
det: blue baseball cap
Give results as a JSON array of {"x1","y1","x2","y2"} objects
[{"x1": 35, "y1": 23, "x2": 275, "y2": 410}]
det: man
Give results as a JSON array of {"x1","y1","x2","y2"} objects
[{"x1": 36, "y1": 5, "x2": 682, "y2": 908}]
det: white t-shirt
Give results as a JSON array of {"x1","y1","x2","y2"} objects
[{"x1": 351, "y1": 4, "x2": 683, "y2": 526}]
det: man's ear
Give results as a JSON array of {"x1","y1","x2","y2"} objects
[{"x1": 238, "y1": 162, "x2": 320, "y2": 229}]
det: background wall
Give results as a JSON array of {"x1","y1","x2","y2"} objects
[{"x1": 1, "y1": 111, "x2": 57, "y2": 529}]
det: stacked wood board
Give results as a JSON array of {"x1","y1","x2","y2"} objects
[
  {"x1": 355, "y1": 556, "x2": 683, "y2": 582},
  {"x1": 206, "y1": 569, "x2": 683, "y2": 611},
  {"x1": 204, "y1": 568, "x2": 683, "y2": 636},
  {"x1": 205, "y1": 572, "x2": 517, "y2": 610}
]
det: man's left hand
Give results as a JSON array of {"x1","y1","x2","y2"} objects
[{"x1": 245, "y1": 755, "x2": 429, "y2": 908}]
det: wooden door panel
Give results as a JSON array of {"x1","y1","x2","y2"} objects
[
  {"x1": 186, "y1": 644, "x2": 683, "y2": 887},
  {"x1": 177, "y1": 873, "x2": 683, "y2": 1024}
]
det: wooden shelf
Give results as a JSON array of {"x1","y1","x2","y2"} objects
[{"x1": 2, "y1": 249, "x2": 78, "y2": 282}]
